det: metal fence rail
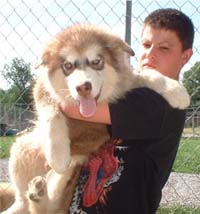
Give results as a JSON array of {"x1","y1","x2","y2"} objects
[{"x1": 0, "y1": 0, "x2": 200, "y2": 213}]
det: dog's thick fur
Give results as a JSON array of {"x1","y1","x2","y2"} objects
[{"x1": 0, "y1": 24, "x2": 190, "y2": 214}]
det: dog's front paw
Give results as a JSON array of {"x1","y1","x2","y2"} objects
[
  {"x1": 162, "y1": 82, "x2": 190, "y2": 109},
  {"x1": 27, "y1": 176, "x2": 47, "y2": 203},
  {"x1": 141, "y1": 69, "x2": 190, "y2": 109}
]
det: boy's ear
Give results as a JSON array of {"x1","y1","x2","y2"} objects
[{"x1": 182, "y1": 48, "x2": 193, "y2": 65}]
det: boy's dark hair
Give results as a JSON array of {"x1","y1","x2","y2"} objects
[{"x1": 144, "y1": 8, "x2": 194, "y2": 50}]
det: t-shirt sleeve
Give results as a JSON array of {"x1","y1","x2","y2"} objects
[{"x1": 109, "y1": 87, "x2": 167, "y2": 140}]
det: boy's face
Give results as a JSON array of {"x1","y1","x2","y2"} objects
[{"x1": 138, "y1": 25, "x2": 193, "y2": 80}]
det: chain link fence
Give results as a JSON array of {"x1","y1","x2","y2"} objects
[{"x1": 0, "y1": 0, "x2": 200, "y2": 213}]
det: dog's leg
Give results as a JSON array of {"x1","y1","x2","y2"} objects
[
  {"x1": 28, "y1": 158, "x2": 84, "y2": 214},
  {"x1": 139, "y1": 69, "x2": 190, "y2": 109},
  {"x1": 0, "y1": 182, "x2": 15, "y2": 212},
  {"x1": 38, "y1": 107, "x2": 71, "y2": 174},
  {"x1": 47, "y1": 157, "x2": 84, "y2": 213},
  {"x1": 1, "y1": 134, "x2": 47, "y2": 214}
]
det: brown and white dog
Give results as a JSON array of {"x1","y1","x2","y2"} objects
[{"x1": 0, "y1": 24, "x2": 190, "y2": 214}]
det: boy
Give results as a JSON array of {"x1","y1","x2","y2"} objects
[{"x1": 62, "y1": 8, "x2": 194, "y2": 214}]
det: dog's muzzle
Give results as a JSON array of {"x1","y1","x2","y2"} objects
[{"x1": 76, "y1": 81, "x2": 101, "y2": 118}]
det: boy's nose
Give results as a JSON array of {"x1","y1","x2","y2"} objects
[{"x1": 147, "y1": 46, "x2": 156, "y2": 60}]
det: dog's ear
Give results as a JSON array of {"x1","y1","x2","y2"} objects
[
  {"x1": 34, "y1": 36, "x2": 60, "y2": 70},
  {"x1": 34, "y1": 49, "x2": 55, "y2": 71},
  {"x1": 105, "y1": 40, "x2": 135, "y2": 57},
  {"x1": 109, "y1": 37, "x2": 135, "y2": 56},
  {"x1": 120, "y1": 41, "x2": 135, "y2": 56},
  {"x1": 34, "y1": 49, "x2": 50, "y2": 69}
]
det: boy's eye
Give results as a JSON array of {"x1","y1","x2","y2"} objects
[
  {"x1": 160, "y1": 46, "x2": 169, "y2": 51},
  {"x1": 142, "y1": 43, "x2": 151, "y2": 49}
]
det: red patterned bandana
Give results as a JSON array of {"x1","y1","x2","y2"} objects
[{"x1": 82, "y1": 139, "x2": 119, "y2": 207}]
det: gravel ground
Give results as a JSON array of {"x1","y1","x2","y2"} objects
[
  {"x1": 1, "y1": 159, "x2": 200, "y2": 207},
  {"x1": 0, "y1": 159, "x2": 10, "y2": 182},
  {"x1": 161, "y1": 172, "x2": 200, "y2": 207}
]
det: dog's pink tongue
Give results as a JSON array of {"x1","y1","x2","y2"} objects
[{"x1": 79, "y1": 97, "x2": 97, "y2": 117}]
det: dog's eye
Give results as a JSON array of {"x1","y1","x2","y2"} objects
[
  {"x1": 90, "y1": 57, "x2": 104, "y2": 70},
  {"x1": 61, "y1": 62, "x2": 74, "y2": 76},
  {"x1": 92, "y1": 59, "x2": 101, "y2": 65}
]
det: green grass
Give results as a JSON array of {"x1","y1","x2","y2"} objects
[
  {"x1": 157, "y1": 206, "x2": 200, "y2": 213},
  {"x1": 0, "y1": 136, "x2": 15, "y2": 158},
  {"x1": 1, "y1": 136, "x2": 200, "y2": 174},
  {"x1": 173, "y1": 138, "x2": 200, "y2": 174}
]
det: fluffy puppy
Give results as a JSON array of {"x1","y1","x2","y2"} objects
[{"x1": 1, "y1": 24, "x2": 190, "y2": 214}]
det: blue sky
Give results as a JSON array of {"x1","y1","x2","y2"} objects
[{"x1": 0, "y1": 0, "x2": 200, "y2": 89}]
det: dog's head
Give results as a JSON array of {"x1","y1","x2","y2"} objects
[{"x1": 37, "y1": 24, "x2": 134, "y2": 117}]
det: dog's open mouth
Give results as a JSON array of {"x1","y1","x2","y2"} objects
[
  {"x1": 79, "y1": 87, "x2": 102, "y2": 118},
  {"x1": 79, "y1": 97, "x2": 97, "y2": 118}
]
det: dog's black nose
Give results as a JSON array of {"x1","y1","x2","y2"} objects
[{"x1": 76, "y1": 81, "x2": 92, "y2": 96}]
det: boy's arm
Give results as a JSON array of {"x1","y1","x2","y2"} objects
[{"x1": 60, "y1": 102, "x2": 111, "y2": 125}]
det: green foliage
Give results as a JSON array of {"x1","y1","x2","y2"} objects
[
  {"x1": 0, "y1": 136, "x2": 15, "y2": 158},
  {"x1": 183, "y1": 62, "x2": 200, "y2": 107},
  {"x1": 2, "y1": 58, "x2": 32, "y2": 89},
  {"x1": 0, "y1": 57, "x2": 34, "y2": 105},
  {"x1": 0, "y1": 89, "x2": 6, "y2": 101}
]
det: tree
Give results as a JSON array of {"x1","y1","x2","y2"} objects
[
  {"x1": 1, "y1": 57, "x2": 34, "y2": 105},
  {"x1": 0, "y1": 89, "x2": 6, "y2": 102},
  {"x1": 183, "y1": 61, "x2": 200, "y2": 107}
]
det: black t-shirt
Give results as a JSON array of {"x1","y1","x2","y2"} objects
[{"x1": 69, "y1": 87, "x2": 186, "y2": 214}]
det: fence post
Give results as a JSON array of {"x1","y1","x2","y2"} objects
[
  {"x1": 192, "y1": 114, "x2": 195, "y2": 137},
  {"x1": 125, "y1": 0, "x2": 132, "y2": 46}
]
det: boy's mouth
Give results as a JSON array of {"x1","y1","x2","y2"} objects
[{"x1": 142, "y1": 63, "x2": 156, "y2": 69}]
